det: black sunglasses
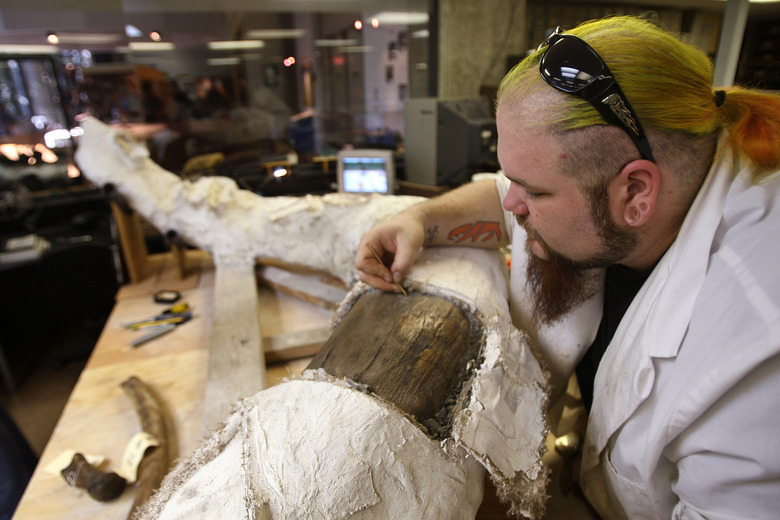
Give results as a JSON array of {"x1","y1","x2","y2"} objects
[{"x1": 538, "y1": 27, "x2": 655, "y2": 162}]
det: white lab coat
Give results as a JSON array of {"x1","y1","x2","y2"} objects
[{"x1": 496, "y1": 142, "x2": 780, "y2": 519}]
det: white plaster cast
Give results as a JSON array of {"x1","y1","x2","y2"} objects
[
  {"x1": 75, "y1": 118, "x2": 550, "y2": 519},
  {"x1": 74, "y1": 118, "x2": 421, "y2": 281},
  {"x1": 138, "y1": 380, "x2": 485, "y2": 520}
]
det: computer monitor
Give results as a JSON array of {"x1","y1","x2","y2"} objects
[{"x1": 336, "y1": 149, "x2": 395, "y2": 195}]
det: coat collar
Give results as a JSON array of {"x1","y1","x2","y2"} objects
[{"x1": 582, "y1": 140, "x2": 737, "y2": 474}]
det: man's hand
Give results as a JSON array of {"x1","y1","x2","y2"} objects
[
  {"x1": 355, "y1": 210, "x2": 425, "y2": 292},
  {"x1": 354, "y1": 179, "x2": 507, "y2": 292}
]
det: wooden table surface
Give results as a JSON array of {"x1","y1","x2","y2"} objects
[
  {"x1": 12, "y1": 250, "x2": 595, "y2": 520},
  {"x1": 11, "y1": 251, "x2": 327, "y2": 520}
]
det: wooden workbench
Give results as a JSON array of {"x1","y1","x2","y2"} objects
[{"x1": 10, "y1": 251, "x2": 329, "y2": 520}]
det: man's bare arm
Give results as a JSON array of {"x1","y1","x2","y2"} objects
[{"x1": 355, "y1": 179, "x2": 507, "y2": 292}]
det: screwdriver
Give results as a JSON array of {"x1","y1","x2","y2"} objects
[{"x1": 125, "y1": 312, "x2": 193, "y2": 330}]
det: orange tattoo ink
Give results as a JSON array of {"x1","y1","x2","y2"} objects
[{"x1": 448, "y1": 221, "x2": 502, "y2": 243}]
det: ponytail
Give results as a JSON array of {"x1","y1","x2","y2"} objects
[
  {"x1": 715, "y1": 88, "x2": 780, "y2": 180},
  {"x1": 498, "y1": 16, "x2": 780, "y2": 182}
]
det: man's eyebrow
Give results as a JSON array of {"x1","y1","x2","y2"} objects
[{"x1": 505, "y1": 173, "x2": 546, "y2": 193}]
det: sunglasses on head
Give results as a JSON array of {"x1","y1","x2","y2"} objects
[{"x1": 538, "y1": 27, "x2": 655, "y2": 163}]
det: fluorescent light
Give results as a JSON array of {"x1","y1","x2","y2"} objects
[
  {"x1": 245, "y1": 29, "x2": 306, "y2": 39},
  {"x1": 128, "y1": 42, "x2": 175, "y2": 51},
  {"x1": 208, "y1": 57, "x2": 241, "y2": 66},
  {"x1": 412, "y1": 29, "x2": 430, "y2": 38},
  {"x1": 208, "y1": 40, "x2": 265, "y2": 50},
  {"x1": 55, "y1": 33, "x2": 124, "y2": 44},
  {"x1": 315, "y1": 39, "x2": 358, "y2": 47},
  {"x1": 371, "y1": 11, "x2": 429, "y2": 25},
  {"x1": 0, "y1": 45, "x2": 58, "y2": 54},
  {"x1": 339, "y1": 45, "x2": 373, "y2": 53}
]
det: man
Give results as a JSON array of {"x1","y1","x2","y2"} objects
[{"x1": 355, "y1": 16, "x2": 780, "y2": 519}]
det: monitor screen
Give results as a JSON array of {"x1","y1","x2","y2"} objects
[{"x1": 337, "y1": 149, "x2": 395, "y2": 195}]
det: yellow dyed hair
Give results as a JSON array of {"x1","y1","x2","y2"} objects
[{"x1": 498, "y1": 16, "x2": 780, "y2": 180}]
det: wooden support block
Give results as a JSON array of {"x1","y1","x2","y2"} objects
[
  {"x1": 258, "y1": 265, "x2": 348, "y2": 310},
  {"x1": 203, "y1": 262, "x2": 265, "y2": 432},
  {"x1": 110, "y1": 201, "x2": 149, "y2": 284},
  {"x1": 308, "y1": 290, "x2": 482, "y2": 437},
  {"x1": 263, "y1": 326, "x2": 331, "y2": 363},
  {"x1": 169, "y1": 241, "x2": 188, "y2": 280}
]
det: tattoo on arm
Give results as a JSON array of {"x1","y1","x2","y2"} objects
[
  {"x1": 424, "y1": 225, "x2": 439, "y2": 245},
  {"x1": 447, "y1": 221, "x2": 503, "y2": 244}
]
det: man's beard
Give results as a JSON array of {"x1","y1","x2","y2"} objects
[{"x1": 520, "y1": 191, "x2": 638, "y2": 326}]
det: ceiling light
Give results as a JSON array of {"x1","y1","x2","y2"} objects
[
  {"x1": 244, "y1": 29, "x2": 305, "y2": 39},
  {"x1": 371, "y1": 11, "x2": 429, "y2": 25},
  {"x1": 47, "y1": 33, "x2": 59, "y2": 45},
  {"x1": 208, "y1": 40, "x2": 265, "y2": 50},
  {"x1": 51, "y1": 33, "x2": 124, "y2": 45},
  {"x1": 127, "y1": 42, "x2": 175, "y2": 51},
  {"x1": 0, "y1": 45, "x2": 58, "y2": 54},
  {"x1": 149, "y1": 31, "x2": 162, "y2": 42},
  {"x1": 315, "y1": 39, "x2": 358, "y2": 47},
  {"x1": 339, "y1": 46, "x2": 374, "y2": 53},
  {"x1": 208, "y1": 57, "x2": 241, "y2": 66}
]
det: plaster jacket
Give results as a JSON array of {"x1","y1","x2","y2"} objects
[{"x1": 496, "y1": 141, "x2": 780, "y2": 518}]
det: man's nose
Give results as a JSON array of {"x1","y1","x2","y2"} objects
[{"x1": 503, "y1": 187, "x2": 529, "y2": 216}]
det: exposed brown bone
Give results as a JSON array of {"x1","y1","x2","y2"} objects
[
  {"x1": 121, "y1": 376, "x2": 169, "y2": 520},
  {"x1": 61, "y1": 452, "x2": 127, "y2": 501},
  {"x1": 308, "y1": 290, "x2": 482, "y2": 438}
]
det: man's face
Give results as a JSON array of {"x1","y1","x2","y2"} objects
[
  {"x1": 497, "y1": 113, "x2": 611, "y2": 266},
  {"x1": 496, "y1": 108, "x2": 638, "y2": 323}
]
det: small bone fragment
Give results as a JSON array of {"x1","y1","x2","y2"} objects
[{"x1": 61, "y1": 452, "x2": 127, "y2": 501}]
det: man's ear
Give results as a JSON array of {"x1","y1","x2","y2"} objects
[{"x1": 613, "y1": 160, "x2": 660, "y2": 227}]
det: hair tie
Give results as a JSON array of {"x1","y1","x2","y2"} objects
[{"x1": 714, "y1": 90, "x2": 726, "y2": 107}]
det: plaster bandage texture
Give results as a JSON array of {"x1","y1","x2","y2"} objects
[
  {"x1": 135, "y1": 379, "x2": 485, "y2": 520},
  {"x1": 74, "y1": 117, "x2": 421, "y2": 281},
  {"x1": 75, "y1": 118, "x2": 551, "y2": 519}
]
